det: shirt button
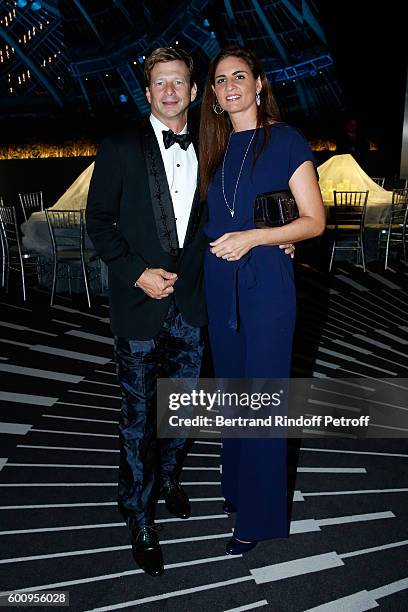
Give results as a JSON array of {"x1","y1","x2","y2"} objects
[
  {"x1": 175, "y1": 190, "x2": 178, "y2": 193},
  {"x1": 176, "y1": 164, "x2": 181, "y2": 167}
]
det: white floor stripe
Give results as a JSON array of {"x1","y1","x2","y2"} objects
[
  {"x1": 303, "y1": 488, "x2": 408, "y2": 497},
  {"x1": 0, "y1": 339, "x2": 20, "y2": 352},
  {"x1": 251, "y1": 551, "x2": 343, "y2": 584},
  {"x1": 68, "y1": 390, "x2": 121, "y2": 400},
  {"x1": 0, "y1": 483, "x2": 117, "y2": 487},
  {"x1": 183, "y1": 467, "x2": 220, "y2": 471},
  {"x1": 0, "y1": 301, "x2": 31, "y2": 311},
  {"x1": 0, "y1": 392, "x2": 57, "y2": 407},
  {"x1": 0, "y1": 532, "x2": 234, "y2": 564},
  {"x1": 6, "y1": 463, "x2": 117, "y2": 469},
  {"x1": 318, "y1": 510, "x2": 394, "y2": 526},
  {"x1": 334, "y1": 276, "x2": 369, "y2": 291},
  {"x1": 187, "y1": 453, "x2": 221, "y2": 458},
  {"x1": 353, "y1": 333, "x2": 408, "y2": 359},
  {"x1": 330, "y1": 339, "x2": 371, "y2": 355},
  {"x1": 42, "y1": 414, "x2": 117, "y2": 425},
  {"x1": 224, "y1": 601, "x2": 268, "y2": 612},
  {"x1": 302, "y1": 446, "x2": 408, "y2": 458},
  {"x1": 0, "y1": 459, "x2": 7, "y2": 471},
  {"x1": 0, "y1": 514, "x2": 227, "y2": 536},
  {"x1": 181, "y1": 481, "x2": 220, "y2": 485},
  {"x1": 336, "y1": 294, "x2": 402, "y2": 326},
  {"x1": 33, "y1": 428, "x2": 117, "y2": 438},
  {"x1": 318, "y1": 347, "x2": 397, "y2": 375},
  {"x1": 308, "y1": 398, "x2": 360, "y2": 413},
  {"x1": 0, "y1": 364, "x2": 83, "y2": 383},
  {"x1": 83, "y1": 379, "x2": 119, "y2": 388},
  {"x1": 314, "y1": 359, "x2": 340, "y2": 370},
  {"x1": 0, "y1": 423, "x2": 32, "y2": 435},
  {"x1": 51, "y1": 305, "x2": 109, "y2": 321},
  {"x1": 94, "y1": 370, "x2": 117, "y2": 377},
  {"x1": 1, "y1": 514, "x2": 397, "y2": 567},
  {"x1": 375, "y1": 329, "x2": 408, "y2": 345},
  {"x1": 366, "y1": 271, "x2": 402, "y2": 290},
  {"x1": 0, "y1": 497, "x2": 224, "y2": 510},
  {"x1": 51, "y1": 319, "x2": 82, "y2": 328},
  {"x1": 85, "y1": 576, "x2": 252, "y2": 611},
  {"x1": 298, "y1": 467, "x2": 366, "y2": 473},
  {"x1": 0, "y1": 554, "x2": 241, "y2": 598},
  {"x1": 17, "y1": 444, "x2": 119, "y2": 453},
  {"x1": 369, "y1": 576, "x2": 408, "y2": 602},
  {"x1": 305, "y1": 592, "x2": 374, "y2": 611},
  {"x1": 340, "y1": 538, "x2": 408, "y2": 559},
  {"x1": 55, "y1": 402, "x2": 120, "y2": 413},
  {"x1": 0, "y1": 321, "x2": 57, "y2": 337},
  {"x1": 65, "y1": 330, "x2": 114, "y2": 345},
  {"x1": 30, "y1": 345, "x2": 110, "y2": 364},
  {"x1": 194, "y1": 440, "x2": 222, "y2": 446},
  {"x1": 252, "y1": 539, "x2": 408, "y2": 590},
  {"x1": 309, "y1": 386, "x2": 408, "y2": 413}
]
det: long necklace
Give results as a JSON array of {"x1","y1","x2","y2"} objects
[{"x1": 222, "y1": 129, "x2": 256, "y2": 218}]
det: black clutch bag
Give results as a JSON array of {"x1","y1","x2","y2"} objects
[{"x1": 254, "y1": 190, "x2": 299, "y2": 228}]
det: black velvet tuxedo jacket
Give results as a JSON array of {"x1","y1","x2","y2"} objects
[{"x1": 86, "y1": 117, "x2": 208, "y2": 340}]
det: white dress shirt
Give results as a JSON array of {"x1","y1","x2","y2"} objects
[{"x1": 149, "y1": 114, "x2": 197, "y2": 247}]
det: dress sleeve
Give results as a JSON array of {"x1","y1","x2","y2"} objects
[{"x1": 288, "y1": 128, "x2": 317, "y2": 181}]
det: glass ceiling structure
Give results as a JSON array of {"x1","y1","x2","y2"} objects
[{"x1": 0, "y1": 0, "x2": 343, "y2": 120}]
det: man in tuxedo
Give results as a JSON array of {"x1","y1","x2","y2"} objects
[{"x1": 86, "y1": 47, "x2": 207, "y2": 577}]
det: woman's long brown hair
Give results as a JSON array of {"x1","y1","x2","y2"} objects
[{"x1": 199, "y1": 46, "x2": 281, "y2": 202}]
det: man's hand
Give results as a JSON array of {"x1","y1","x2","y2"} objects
[
  {"x1": 135, "y1": 268, "x2": 177, "y2": 300},
  {"x1": 279, "y1": 243, "x2": 296, "y2": 259}
]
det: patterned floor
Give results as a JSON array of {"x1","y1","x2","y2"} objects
[{"x1": 0, "y1": 261, "x2": 407, "y2": 611}]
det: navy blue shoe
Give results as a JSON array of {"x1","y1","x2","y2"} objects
[
  {"x1": 226, "y1": 537, "x2": 257, "y2": 555},
  {"x1": 222, "y1": 500, "x2": 236, "y2": 515}
]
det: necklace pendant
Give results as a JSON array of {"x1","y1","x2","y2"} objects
[{"x1": 230, "y1": 210, "x2": 234, "y2": 218}]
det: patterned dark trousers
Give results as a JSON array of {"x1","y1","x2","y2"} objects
[{"x1": 114, "y1": 299, "x2": 203, "y2": 528}]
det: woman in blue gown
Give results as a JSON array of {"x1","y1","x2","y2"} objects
[{"x1": 199, "y1": 47, "x2": 325, "y2": 555}]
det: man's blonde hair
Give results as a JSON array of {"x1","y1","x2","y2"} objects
[{"x1": 144, "y1": 47, "x2": 194, "y2": 86}]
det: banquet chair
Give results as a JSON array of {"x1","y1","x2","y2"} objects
[
  {"x1": 0, "y1": 205, "x2": 40, "y2": 300},
  {"x1": 328, "y1": 190, "x2": 369, "y2": 272},
  {"x1": 378, "y1": 188, "x2": 408, "y2": 269},
  {"x1": 371, "y1": 177, "x2": 385, "y2": 188},
  {"x1": 45, "y1": 209, "x2": 93, "y2": 308},
  {"x1": 19, "y1": 191, "x2": 44, "y2": 222}
]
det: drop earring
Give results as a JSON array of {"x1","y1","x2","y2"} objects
[
  {"x1": 213, "y1": 101, "x2": 224, "y2": 114},
  {"x1": 255, "y1": 91, "x2": 261, "y2": 106}
]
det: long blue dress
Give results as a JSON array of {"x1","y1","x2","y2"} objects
[{"x1": 204, "y1": 123, "x2": 315, "y2": 541}]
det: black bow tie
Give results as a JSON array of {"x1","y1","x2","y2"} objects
[{"x1": 162, "y1": 129, "x2": 192, "y2": 151}]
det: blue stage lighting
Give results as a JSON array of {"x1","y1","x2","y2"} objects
[
  {"x1": 119, "y1": 94, "x2": 128, "y2": 103},
  {"x1": 203, "y1": 18, "x2": 210, "y2": 27},
  {"x1": 31, "y1": 1, "x2": 42, "y2": 10},
  {"x1": 17, "y1": 0, "x2": 28, "y2": 8}
]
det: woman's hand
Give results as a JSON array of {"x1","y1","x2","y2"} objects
[
  {"x1": 209, "y1": 231, "x2": 296, "y2": 261},
  {"x1": 209, "y1": 230, "x2": 257, "y2": 261}
]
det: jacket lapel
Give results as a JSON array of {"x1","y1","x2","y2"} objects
[
  {"x1": 141, "y1": 119, "x2": 179, "y2": 255},
  {"x1": 182, "y1": 132, "x2": 205, "y2": 247}
]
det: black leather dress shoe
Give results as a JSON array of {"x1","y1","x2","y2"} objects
[
  {"x1": 161, "y1": 478, "x2": 191, "y2": 519},
  {"x1": 223, "y1": 500, "x2": 237, "y2": 514},
  {"x1": 131, "y1": 525, "x2": 164, "y2": 576}
]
